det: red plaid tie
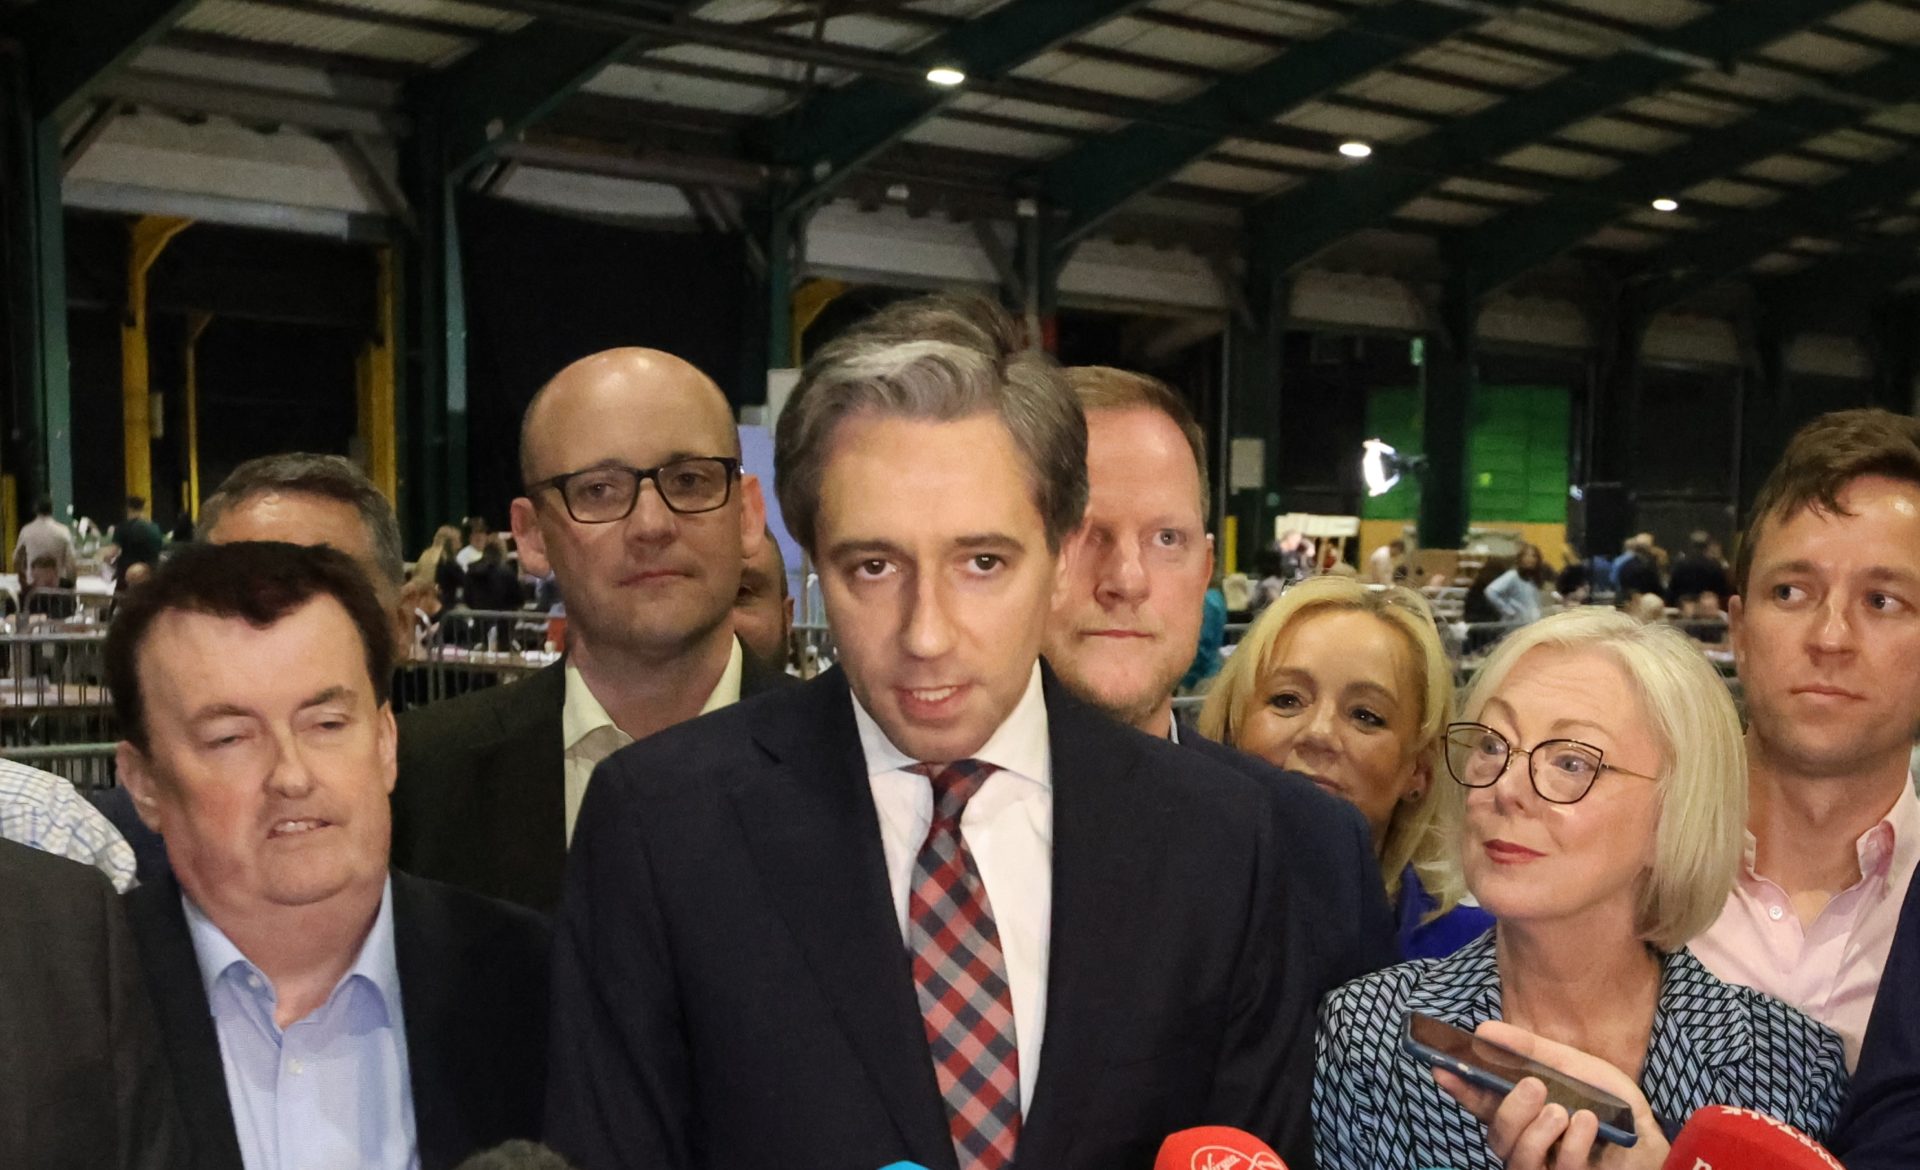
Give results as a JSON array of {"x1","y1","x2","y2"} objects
[{"x1": 908, "y1": 760, "x2": 1021, "y2": 1170}]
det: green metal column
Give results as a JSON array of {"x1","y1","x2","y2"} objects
[
  {"x1": 1587, "y1": 290, "x2": 1647, "y2": 491},
  {"x1": 440, "y1": 181, "x2": 468, "y2": 525},
  {"x1": 5, "y1": 104, "x2": 73, "y2": 515},
  {"x1": 1418, "y1": 286, "x2": 1475, "y2": 550},
  {"x1": 398, "y1": 123, "x2": 451, "y2": 544},
  {"x1": 1223, "y1": 262, "x2": 1288, "y2": 574}
]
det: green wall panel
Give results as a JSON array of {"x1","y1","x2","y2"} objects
[{"x1": 1363, "y1": 383, "x2": 1569, "y2": 524}]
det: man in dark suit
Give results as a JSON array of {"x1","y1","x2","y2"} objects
[
  {"x1": 0, "y1": 837, "x2": 182, "y2": 1170},
  {"x1": 1831, "y1": 860, "x2": 1920, "y2": 1167},
  {"x1": 1038, "y1": 366, "x2": 1394, "y2": 1167},
  {"x1": 106, "y1": 542, "x2": 548, "y2": 1170},
  {"x1": 547, "y1": 296, "x2": 1305, "y2": 1170},
  {"x1": 394, "y1": 347, "x2": 790, "y2": 911}
]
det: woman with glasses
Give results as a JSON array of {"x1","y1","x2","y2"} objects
[
  {"x1": 1197, "y1": 576, "x2": 1492, "y2": 960},
  {"x1": 1312, "y1": 608, "x2": 1847, "y2": 1170}
]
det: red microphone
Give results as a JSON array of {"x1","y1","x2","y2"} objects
[
  {"x1": 1662, "y1": 1105, "x2": 1844, "y2": 1169},
  {"x1": 1153, "y1": 1126, "x2": 1288, "y2": 1170}
]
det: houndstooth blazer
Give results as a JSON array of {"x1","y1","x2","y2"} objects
[{"x1": 1313, "y1": 932, "x2": 1849, "y2": 1170}]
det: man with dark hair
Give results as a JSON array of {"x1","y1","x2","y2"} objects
[
  {"x1": 92, "y1": 453, "x2": 417, "y2": 884},
  {"x1": 198, "y1": 452, "x2": 407, "y2": 640},
  {"x1": 456, "y1": 516, "x2": 491, "y2": 571},
  {"x1": 1666, "y1": 529, "x2": 1733, "y2": 610},
  {"x1": 0, "y1": 836, "x2": 184, "y2": 1169},
  {"x1": 13, "y1": 493, "x2": 75, "y2": 580},
  {"x1": 109, "y1": 542, "x2": 550, "y2": 1170},
  {"x1": 108, "y1": 495, "x2": 164, "y2": 587},
  {"x1": 732, "y1": 528, "x2": 793, "y2": 671},
  {"x1": 1693, "y1": 408, "x2": 1920, "y2": 1070},
  {"x1": 393, "y1": 348, "x2": 791, "y2": 912},
  {"x1": 548, "y1": 297, "x2": 1305, "y2": 1170}
]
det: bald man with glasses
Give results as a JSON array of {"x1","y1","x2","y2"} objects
[{"x1": 392, "y1": 349, "x2": 795, "y2": 912}]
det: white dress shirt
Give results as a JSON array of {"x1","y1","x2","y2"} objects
[
  {"x1": 561, "y1": 637, "x2": 744, "y2": 842},
  {"x1": 853, "y1": 662, "x2": 1052, "y2": 1115}
]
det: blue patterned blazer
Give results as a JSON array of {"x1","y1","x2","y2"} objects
[{"x1": 1313, "y1": 932, "x2": 1849, "y2": 1170}]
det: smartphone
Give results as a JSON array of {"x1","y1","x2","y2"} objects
[{"x1": 1401, "y1": 1012, "x2": 1638, "y2": 1148}]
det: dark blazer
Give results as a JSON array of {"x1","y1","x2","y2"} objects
[
  {"x1": 1178, "y1": 727, "x2": 1397, "y2": 987},
  {"x1": 1178, "y1": 727, "x2": 1395, "y2": 1170},
  {"x1": 546, "y1": 664, "x2": 1305, "y2": 1170},
  {"x1": 123, "y1": 869, "x2": 551, "y2": 1170},
  {"x1": 392, "y1": 648, "x2": 795, "y2": 910},
  {"x1": 0, "y1": 838, "x2": 182, "y2": 1170},
  {"x1": 1831, "y1": 866, "x2": 1920, "y2": 1167}
]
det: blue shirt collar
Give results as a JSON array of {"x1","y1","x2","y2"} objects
[{"x1": 182, "y1": 875, "x2": 401, "y2": 1029}]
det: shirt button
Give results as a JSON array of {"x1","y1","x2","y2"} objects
[
  {"x1": 1768, "y1": 905, "x2": 1785, "y2": 921},
  {"x1": 246, "y1": 974, "x2": 263, "y2": 991},
  {"x1": 287, "y1": 1058, "x2": 304, "y2": 1075}
]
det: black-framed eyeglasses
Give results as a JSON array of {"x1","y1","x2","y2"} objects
[
  {"x1": 527, "y1": 457, "x2": 740, "y2": 524},
  {"x1": 1443, "y1": 721, "x2": 1659, "y2": 806}
]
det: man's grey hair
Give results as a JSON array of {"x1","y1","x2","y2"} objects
[
  {"x1": 198, "y1": 453, "x2": 406, "y2": 588},
  {"x1": 774, "y1": 294, "x2": 1087, "y2": 553}
]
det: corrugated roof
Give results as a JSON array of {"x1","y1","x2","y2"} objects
[{"x1": 109, "y1": 0, "x2": 1909, "y2": 303}]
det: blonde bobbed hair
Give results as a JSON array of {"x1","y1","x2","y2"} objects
[
  {"x1": 1453, "y1": 607, "x2": 1746, "y2": 952},
  {"x1": 1196, "y1": 576, "x2": 1460, "y2": 912}
]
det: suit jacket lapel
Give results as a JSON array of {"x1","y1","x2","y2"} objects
[
  {"x1": 477, "y1": 663, "x2": 569, "y2": 905},
  {"x1": 392, "y1": 872, "x2": 482, "y2": 1170},
  {"x1": 1019, "y1": 669, "x2": 1169, "y2": 1156},
  {"x1": 729, "y1": 669, "x2": 957, "y2": 1170},
  {"x1": 124, "y1": 877, "x2": 247, "y2": 1170}
]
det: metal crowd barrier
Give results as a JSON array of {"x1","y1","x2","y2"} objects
[
  {"x1": 4, "y1": 742, "x2": 117, "y2": 791},
  {"x1": 393, "y1": 607, "x2": 560, "y2": 710},
  {"x1": 0, "y1": 622, "x2": 118, "y2": 790}
]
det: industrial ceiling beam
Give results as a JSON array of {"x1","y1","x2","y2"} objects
[
  {"x1": 414, "y1": 0, "x2": 699, "y2": 182},
  {"x1": 1455, "y1": 52, "x2": 1920, "y2": 300},
  {"x1": 11, "y1": 0, "x2": 197, "y2": 122},
  {"x1": 1246, "y1": 0, "x2": 1858, "y2": 281},
  {"x1": 1640, "y1": 153, "x2": 1920, "y2": 312},
  {"x1": 1038, "y1": 0, "x2": 1480, "y2": 253},
  {"x1": 749, "y1": 0, "x2": 1149, "y2": 212}
]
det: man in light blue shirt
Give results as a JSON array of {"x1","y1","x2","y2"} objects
[
  {"x1": 184, "y1": 880, "x2": 413, "y2": 1169},
  {"x1": 108, "y1": 541, "x2": 550, "y2": 1170}
]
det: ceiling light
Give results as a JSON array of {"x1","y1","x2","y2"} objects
[
  {"x1": 1338, "y1": 141, "x2": 1373, "y2": 159},
  {"x1": 926, "y1": 66, "x2": 966, "y2": 87},
  {"x1": 1651, "y1": 197, "x2": 1680, "y2": 213}
]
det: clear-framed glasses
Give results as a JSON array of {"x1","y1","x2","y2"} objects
[
  {"x1": 527, "y1": 457, "x2": 740, "y2": 524},
  {"x1": 1443, "y1": 721, "x2": 1659, "y2": 806}
]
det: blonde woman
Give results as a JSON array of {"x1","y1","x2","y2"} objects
[
  {"x1": 1198, "y1": 576, "x2": 1489, "y2": 959},
  {"x1": 1313, "y1": 608, "x2": 1846, "y2": 1170},
  {"x1": 413, "y1": 523, "x2": 465, "y2": 610}
]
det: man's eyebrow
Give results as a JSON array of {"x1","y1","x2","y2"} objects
[{"x1": 296, "y1": 685, "x2": 352, "y2": 710}]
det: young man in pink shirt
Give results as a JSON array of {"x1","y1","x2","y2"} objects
[{"x1": 1692, "y1": 408, "x2": 1920, "y2": 1068}]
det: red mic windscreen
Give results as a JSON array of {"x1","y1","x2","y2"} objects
[
  {"x1": 1152, "y1": 1126, "x2": 1288, "y2": 1170},
  {"x1": 1662, "y1": 1106, "x2": 1844, "y2": 1170}
]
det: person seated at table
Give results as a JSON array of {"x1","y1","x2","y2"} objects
[
  {"x1": 1198, "y1": 575, "x2": 1491, "y2": 960},
  {"x1": 1312, "y1": 608, "x2": 1848, "y2": 1170},
  {"x1": 21, "y1": 554, "x2": 76, "y2": 620}
]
